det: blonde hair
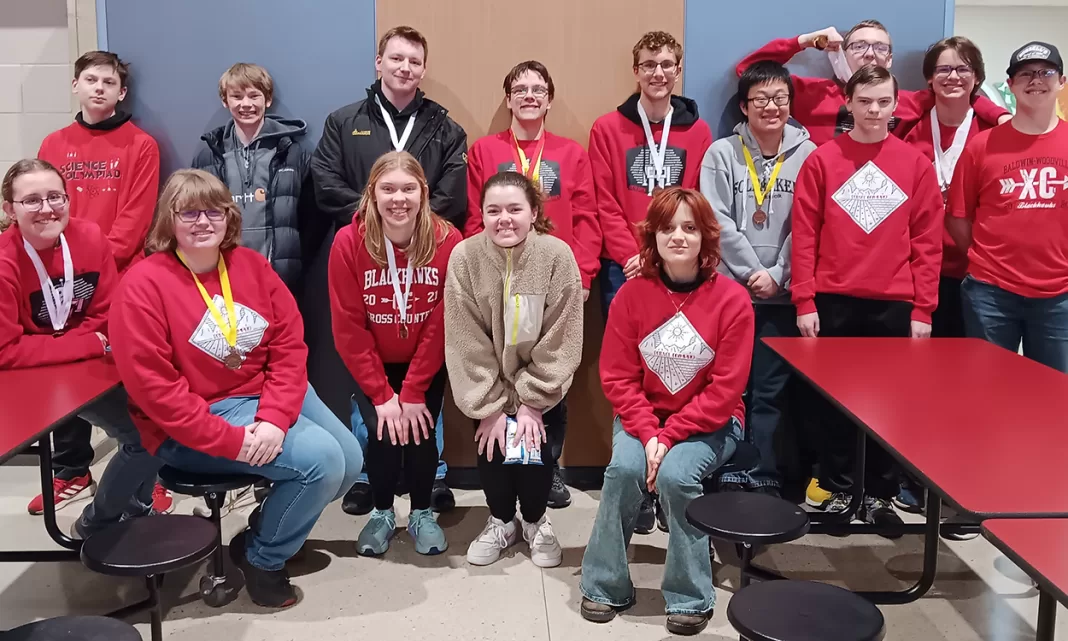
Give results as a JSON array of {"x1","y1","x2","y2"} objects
[
  {"x1": 218, "y1": 62, "x2": 274, "y2": 103},
  {"x1": 359, "y1": 151, "x2": 451, "y2": 268},
  {"x1": 145, "y1": 169, "x2": 242, "y2": 255}
]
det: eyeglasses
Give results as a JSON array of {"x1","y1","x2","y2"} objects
[
  {"x1": 174, "y1": 209, "x2": 225, "y2": 223},
  {"x1": 933, "y1": 65, "x2": 974, "y2": 78},
  {"x1": 13, "y1": 194, "x2": 69, "y2": 213},
  {"x1": 636, "y1": 60, "x2": 678, "y2": 75},
  {"x1": 1015, "y1": 68, "x2": 1060, "y2": 81},
  {"x1": 846, "y1": 41, "x2": 892, "y2": 57},
  {"x1": 747, "y1": 94, "x2": 791, "y2": 108},
  {"x1": 510, "y1": 86, "x2": 549, "y2": 99}
]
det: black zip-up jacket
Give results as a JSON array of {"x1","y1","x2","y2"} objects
[{"x1": 310, "y1": 80, "x2": 468, "y2": 230}]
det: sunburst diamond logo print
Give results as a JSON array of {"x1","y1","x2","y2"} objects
[
  {"x1": 832, "y1": 161, "x2": 908, "y2": 234},
  {"x1": 639, "y1": 312, "x2": 715, "y2": 395}
]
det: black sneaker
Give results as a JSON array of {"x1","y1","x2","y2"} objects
[
  {"x1": 547, "y1": 469, "x2": 572, "y2": 509},
  {"x1": 635, "y1": 491, "x2": 656, "y2": 534},
  {"x1": 430, "y1": 479, "x2": 455, "y2": 513},
  {"x1": 341, "y1": 481, "x2": 373, "y2": 516},
  {"x1": 228, "y1": 529, "x2": 298, "y2": 608},
  {"x1": 719, "y1": 481, "x2": 746, "y2": 493},
  {"x1": 655, "y1": 496, "x2": 669, "y2": 533},
  {"x1": 861, "y1": 495, "x2": 904, "y2": 540}
]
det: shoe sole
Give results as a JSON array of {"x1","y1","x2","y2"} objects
[
  {"x1": 411, "y1": 530, "x2": 448, "y2": 556},
  {"x1": 466, "y1": 550, "x2": 502, "y2": 566},
  {"x1": 580, "y1": 603, "x2": 616, "y2": 623},
  {"x1": 666, "y1": 618, "x2": 709, "y2": 636},
  {"x1": 530, "y1": 551, "x2": 562, "y2": 568},
  {"x1": 547, "y1": 497, "x2": 572, "y2": 509},
  {"x1": 342, "y1": 503, "x2": 374, "y2": 517},
  {"x1": 805, "y1": 496, "x2": 830, "y2": 509},
  {"x1": 892, "y1": 498, "x2": 925, "y2": 514}
]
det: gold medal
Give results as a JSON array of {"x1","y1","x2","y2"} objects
[
  {"x1": 176, "y1": 251, "x2": 242, "y2": 370},
  {"x1": 740, "y1": 136, "x2": 785, "y2": 221},
  {"x1": 223, "y1": 347, "x2": 243, "y2": 370},
  {"x1": 399, "y1": 325, "x2": 408, "y2": 340},
  {"x1": 813, "y1": 35, "x2": 829, "y2": 50},
  {"x1": 753, "y1": 209, "x2": 768, "y2": 226}
]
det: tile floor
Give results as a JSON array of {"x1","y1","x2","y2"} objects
[{"x1": 0, "y1": 449, "x2": 1062, "y2": 640}]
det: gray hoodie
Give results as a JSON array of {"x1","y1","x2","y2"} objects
[{"x1": 700, "y1": 119, "x2": 815, "y2": 304}]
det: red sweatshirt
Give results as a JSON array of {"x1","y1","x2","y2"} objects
[
  {"x1": 0, "y1": 218, "x2": 115, "y2": 369},
  {"x1": 736, "y1": 37, "x2": 1008, "y2": 146},
  {"x1": 329, "y1": 216, "x2": 460, "y2": 406},
  {"x1": 465, "y1": 130, "x2": 601, "y2": 288},
  {"x1": 109, "y1": 247, "x2": 307, "y2": 458},
  {"x1": 38, "y1": 115, "x2": 161, "y2": 273},
  {"x1": 904, "y1": 108, "x2": 997, "y2": 279},
  {"x1": 600, "y1": 273, "x2": 753, "y2": 450},
  {"x1": 791, "y1": 134, "x2": 944, "y2": 322},
  {"x1": 590, "y1": 94, "x2": 713, "y2": 265},
  {"x1": 948, "y1": 121, "x2": 1068, "y2": 298}
]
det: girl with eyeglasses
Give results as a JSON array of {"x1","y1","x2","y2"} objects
[
  {"x1": 108, "y1": 168, "x2": 363, "y2": 609},
  {"x1": 0, "y1": 159, "x2": 163, "y2": 540}
]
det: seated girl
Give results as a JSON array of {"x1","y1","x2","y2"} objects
[
  {"x1": 0, "y1": 158, "x2": 161, "y2": 539},
  {"x1": 579, "y1": 187, "x2": 754, "y2": 636},
  {"x1": 444, "y1": 171, "x2": 584, "y2": 568},
  {"x1": 108, "y1": 169, "x2": 362, "y2": 609},
  {"x1": 329, "y1": 151, "x2": 461, "y2": 556}
]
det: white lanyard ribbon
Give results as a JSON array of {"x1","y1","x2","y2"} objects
[
  {"x1": 384, "y1": 237, "x2": 413, "y2": 326},
  {"x1": 637, "y1": 101, "x2": 673, "y2": 195},
  {"x1": 375, "y1": 95, "x2": 416, "y2": 152},
  {"x1": 23, "y1": 234, "x2": 74, "y2": 333},
  {"x1": 930, "y1": 106, "x2": 974, "y2": 192}
]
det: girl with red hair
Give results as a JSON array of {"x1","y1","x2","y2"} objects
[{"x1": 579, "y1": 187, "x2": 754, "y2": 635}]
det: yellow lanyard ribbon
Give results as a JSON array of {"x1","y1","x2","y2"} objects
[
  {"x1": 740, "y1": 137, "x2": 785, "y2": 208},
  {"x1": 176, "y1": 251, "x2": 238, "y2": 348},
  {"x1": 511, "y1": 130, "x2": 545, "y2": 186},
  {"x1": 503, "y1": 249, "x2": 520, "y2": 345}
]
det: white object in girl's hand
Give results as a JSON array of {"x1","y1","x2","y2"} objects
[{"x1": 504, "y1": 417, "x2": 543, "y2": 465}]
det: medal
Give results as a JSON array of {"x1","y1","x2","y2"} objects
[
  {"x1": 384, "y1": 237, "x2": 414, "y2": 338},
  {"x1": 23, "y1": 233, "x2": 74, "y2": 334},
  {"x1": 510, "y1": 129, "x2": 546, "y2": 187},
  {"x1": 740, "y1": 135, "x2": 784, "y2": 231},
  {"x1": 176, "y1": 251, "x2": 242, "y2": 369},
  {"x1": 375, "y1": 95, "x2": 416, "y2": 151},
  {"x1": 637, "y1": 100, "x2": 674, "y2": 195},
  {"x1": 930, "y1": 106, "x2": 973, "y2": 198}
]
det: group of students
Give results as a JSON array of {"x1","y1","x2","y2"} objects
[{"x1": 2, "y1": 18, "x2": 1067, "y2": 637}]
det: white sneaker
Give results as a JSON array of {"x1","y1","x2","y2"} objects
[
  {"x1": 522, "y1": 515, "x2": 562, "y2": 568},
  {"x1": 467, "y1": 516, "x2": 519, "y2": 566}
]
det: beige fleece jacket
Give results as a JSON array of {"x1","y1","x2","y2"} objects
[{"x1": 444, "y1": 230, "x2": 584, "y2": 419}]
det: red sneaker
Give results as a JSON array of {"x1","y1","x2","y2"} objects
[
  {"x1": 27, "y1": 473, "x2": 95, "y2": 515},
  {"x1": 152, "y1": 483, "x2": 174, "y2": 514}
]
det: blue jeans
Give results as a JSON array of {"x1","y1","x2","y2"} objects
[
  {"x1": 156, "y1": 384, "x2": 362, "y2": 571},
  {"x1": 352, "y1": 400, "x2": 446, "y2": 483},
  {"x1": 598, "y1": 259, "x2": 627, "y2": 314},
  {"x1": 74, "y1": 386, "x2": 162, "y2": 536},
  {"x1": 961, "y1": 275, "x2": 1068, "y2": 373},
  {"x1": 580, "y1": 418, "x2": 739, "y2": 614},
  {"x1": 720, "y1": 303, "x2": 795, "y2": 489}
]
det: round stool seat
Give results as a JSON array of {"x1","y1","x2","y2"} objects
[
  {"x1": 686, "y1": 491, "x2": 810, "y2": 545},
  {"x1": 81, "y1": 514, "x2": 217, "y2": 577},
  {"x1": 2, "y1": 616, "x2": 142, "y2": 641},
  {"x1": 728, "y1": 580, "x2": 885, "y2": 641},
  {"x1": 157, "y1": 465, "x2": 260, "y2": 496}
]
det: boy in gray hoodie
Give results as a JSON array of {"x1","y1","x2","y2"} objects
[{"x1": 700, "y1": 60, "x2": 816, "y2": 497}]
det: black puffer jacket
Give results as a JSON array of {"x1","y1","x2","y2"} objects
[{"x1": 193, "y1": 116, "x2": 310, "y2": 291}]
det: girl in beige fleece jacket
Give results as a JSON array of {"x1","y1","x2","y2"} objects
[{"x1": 445, "y1": 171, "x2": 584, "y2": 568}]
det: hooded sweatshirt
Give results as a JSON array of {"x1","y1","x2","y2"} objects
[
  {"x1": 38, "y1": 111, "x2": 161, "y2": 273},
  {"x1": 589, "y1": 94, "x2": 713, "y2": 265},
  {"x1": 444, "y1": 231, "x2": 584, "y2": 419},
  {"x1": 735, "y1": 37, "x2": 1009, "y2": 146},
  {"x1": 193, "y1": 115, "x2": 310, "y2": 290},
  {"x1": 701, "y1": 119, "x2": 816, "y2": 303}
]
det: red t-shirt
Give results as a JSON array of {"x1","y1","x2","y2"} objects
[
  {"x1": 904, "y1": 109, "x2": 997, "y2": 279},
  {"x1": 948, "y1": 121, "x2": 1068, "y2": 298},
  {"x1": 465, "y1": 130, "x2": 601, "y2": 288},
  {"x1": 599, "y1": 273, "x2": 753, "y2": 450},
  {"x1": 0, "y1": 218, "x2": 115, "y2": 368},
  {"x1": 329, "y1": 216, "x2": 461, "y2": 406},
  {"x1": 791, "y1": 134, "x2": 944, "y2": 322},
  {"x1": 110, "y1": 247, "x2": 307, "y2": 458}
]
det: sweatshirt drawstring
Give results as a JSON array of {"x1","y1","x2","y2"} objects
[{"x1": 740, "y1": 167, "x2": 750, "y2": 233}]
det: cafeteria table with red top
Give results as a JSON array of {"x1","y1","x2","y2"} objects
[
  {"x1": 761, "y1": 337, "x2": 1068, "y2": 603},
  {"x1": 0, "y1": 357, "x2": 122, "y2": 562},
  {"x1": 983, "y1": 519, "x2": 1068, "y2": 641}
]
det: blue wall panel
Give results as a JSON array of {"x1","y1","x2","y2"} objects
[
  {"x1": 683, "y1": 1, "x2": 951, "y2": 138},
  {"x1": 102, "y1": 0, "x2": 377, "y2": 176}
]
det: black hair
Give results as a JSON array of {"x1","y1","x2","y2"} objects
[
  {"x1": 737, "y1": 60, "x2": 795, "y2": 111},
  {"x1": 479, "y1": 171, "x2": 554, "y2": 234}
]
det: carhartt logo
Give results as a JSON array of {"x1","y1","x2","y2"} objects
[
  {"x1": 1019, "y1": 44, "x2": 1052, "y2": 61},
  {"x1": 254, "y1": 188, "x2": 266, "y2": 202},
  {"x1": 352, "y1": 129, "x2": 371, "y2": 136}
]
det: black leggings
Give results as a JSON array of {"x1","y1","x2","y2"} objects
[
  {"x1": 354, "y1": 364, "x2": 446, "y2": 511},
  {"x1": 477, "y1": 403, "x2": 565, "y2": 524}
]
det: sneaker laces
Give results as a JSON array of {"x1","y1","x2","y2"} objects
[
  {"x1": 865, "y1": 496, "x2": 894, "y2": 513},
  {"x1": 408, "y1": 509, "x2": 435, "y2": 534},
  {"x1": 827, "y1": 492, "x2": 852, "y2": 513},
  {"x1": 477, "y1": 518, "x2": 513, "y2": 548},
  {"x1": 527, "y1": 516, "x2": 557, "y2": 547},
  {"x1": 551, "y1": 472, "x2": 566, "y2": 492},
  {"x1": 369, "y1": 507, "x2": 396, "y2": 530}
]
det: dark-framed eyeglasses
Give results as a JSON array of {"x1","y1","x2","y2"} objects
[
  {"x1": 1015, "y1": 68, "x2": 1060, "y2": 81},
  {"x1": 933, "y1": 65, "x2": 974, "y2": 78},
  {"x1": 636, "y1": 60, "x2": 678, "y2": 75},
  {"x1": 13, "y1": 193, "x2": 69, "y2": 213},
  {"x1": 174, "y1": 209, "x2": 226, "y2": 223},
  {"x1": 747, "y1": 94, "x2": 791, "y2": 108},
  {"x1": 846, "y1": 41, "x2": 892, "y2": 57}
]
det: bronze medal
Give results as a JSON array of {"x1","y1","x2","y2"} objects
[
  {"x1": 753, "y1": 209, "x2": 768, "y2": 226},
  {"x1": 399, "y1": 324, "x2": 409, "y2": 339},
  {"x1": 223, "y1": 347, "x2": 243, "y2": 370}
]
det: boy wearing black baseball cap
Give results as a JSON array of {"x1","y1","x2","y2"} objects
[{"x1": 947, "y1": 41, "x2": 1068, "y2": 373}]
